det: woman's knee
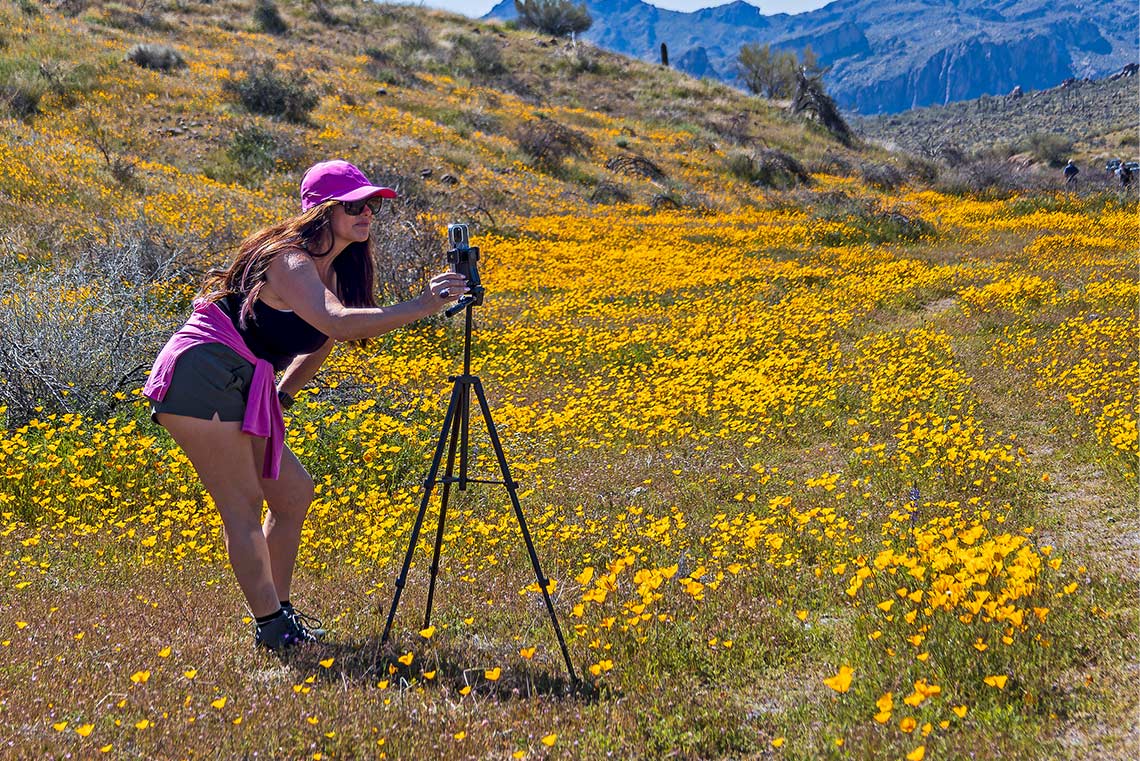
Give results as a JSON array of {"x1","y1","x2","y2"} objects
[
  {"x1": 267, "y1": 474, "x2": 314, "y2": 521},
  {"x1": 214, "y1": 486, "x2": 268, "y2": 530}
]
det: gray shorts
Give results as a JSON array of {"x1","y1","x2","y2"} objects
[{"x1": 151, "y1": 343, "x2": 255, "y2": 423}]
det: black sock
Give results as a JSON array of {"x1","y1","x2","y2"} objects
[
  {"x1": 280, "y1": 600, "x2": 292, "y2": 612},
  {"x1": 255, "y1": 608, "x2": 285, "y2": 626}
]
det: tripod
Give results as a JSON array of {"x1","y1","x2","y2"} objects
[{"x1": 380, "y1": 296, "x2": 578, "y2": 683}]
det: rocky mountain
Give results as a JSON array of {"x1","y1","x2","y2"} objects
[{"x1": 485, "y1": 0, "x2": 1138, "y2": 115}]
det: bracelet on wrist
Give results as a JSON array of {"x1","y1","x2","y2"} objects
[{"x1": 277, "y1": 390, "x2": 295, "y2": 409}]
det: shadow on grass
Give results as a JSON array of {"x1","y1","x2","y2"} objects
[{"x1": 275, "y1": 635, "x2": 599, "y2": 701}]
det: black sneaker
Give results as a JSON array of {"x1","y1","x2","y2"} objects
[
  {"x1": 282, "y1": 602, "x2": 327, "y2": 640},
  {"x1": 254, "y1": 611, "x2": 318, "y2": 652}
]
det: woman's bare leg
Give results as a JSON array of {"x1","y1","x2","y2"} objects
[
  {"x1": 157, "y1": 413, "x2": 280, "y2": 618},
  {"x1": 254, "y1": 441, "x2": 315, "y2": 602}
]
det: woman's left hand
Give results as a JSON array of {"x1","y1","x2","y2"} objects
[{"x1": 420, "y1": 271, "x2": 471, "y2": 311}]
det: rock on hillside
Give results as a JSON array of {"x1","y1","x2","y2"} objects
[{"x1": 486, "y1": 0, "x2": 1138, "y2": 115}]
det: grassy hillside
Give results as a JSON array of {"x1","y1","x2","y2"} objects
[
  {"x1": 0, "y1": 2, "x2": 1137, "y2": 760},
  {"x1": 0, "y1": 0, "x2": 873, "y2": 249}
]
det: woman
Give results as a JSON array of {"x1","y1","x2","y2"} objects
[{"x1": 143, "y1": 160, "x2": 469, "y2": 651}]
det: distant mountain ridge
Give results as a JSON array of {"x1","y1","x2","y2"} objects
[{"x1": 485, "y1": 0, "x2": 1139, "y2": 115}]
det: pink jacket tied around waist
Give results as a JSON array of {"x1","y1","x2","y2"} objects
[{"x1": 143, "y1": 300, "x2": 286, "y2": 479}]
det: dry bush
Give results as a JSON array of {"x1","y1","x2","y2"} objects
[
  {"x1": 589, "y1": 180, "x2": 632, "y2": 204},
  {"x1": 0, "y1": 71, "x2": 43, "y2": 120},
  {"x1": 604, "y1": 153, "x2": 666, "y2": 182},
  {"x1": 126, "y1": 43, "x2": 186, "y2": 72},
  {"x1": 367, "y1": 187, "x2": 447, "y2": 306},
  {"x1": 222, "y1": 58, "x2": 319, "y2": 124},
  {"x1": 513, "y1": 116, "x2": 592, "y2": 172},
  {"x1": 98, "y1": 1, "x2": 170, "y2": 31},
  {"x1": 726, "y1": 148, "x2": 810, "y2": 188},
  {"x1": 935, "y1": 160, "x2": 1044, "y2": 196},
  {"x1": 860, "y1": 162, "x2": 907, "y2": 190},
  {"x1": 253, "y1": 0, "x2": 289, "y2": 36},
  {"x1": 0, "y1": 219, "x2": 202, "y2": 427},
  {"x1": 449, "y1": 33, "x2": 507, "y2": 78}
]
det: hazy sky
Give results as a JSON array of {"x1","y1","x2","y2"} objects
[{"x1": 398, "y1": 1, "x2": 835, "y2": 19}]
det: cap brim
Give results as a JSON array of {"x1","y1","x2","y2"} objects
[{"x1": 334, "y1": 186, "x2": 398, "y2": 203}]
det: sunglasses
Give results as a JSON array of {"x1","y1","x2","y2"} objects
[{"x1": 340, "y1": 197, "x2": 384, "y2": 216}]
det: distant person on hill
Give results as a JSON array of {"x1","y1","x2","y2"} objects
[
  {"x1": 143, "y1": 160, "x2": 469, "y2": 652},
  {"x1": 1063, "y1": 160, "x2": 1079, "y2": 185},
  {"x1": 1119, "y1": 162, "x2": 1133, "y2": 189}
]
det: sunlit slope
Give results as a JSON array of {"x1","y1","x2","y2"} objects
[{"x1": 0, "y1": 0, "x2": 862, "y2": 260}]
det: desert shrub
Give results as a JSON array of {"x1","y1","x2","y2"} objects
[
  {"x1": 902, "y1": 154, "x2": 941, "y2": 185},
  {"x1": 726, "y1": 148, "x2": 810, "y2": 188},
  {"x1": 589, "y1": 181, "x2": 632, "y2": 204},
  {"x1": 222, "y1": 58, "x2": 319, "y2": 123},
  {"x1": 0, "y1": 220, "x2": 199, "y2": 427},
  {"x1": 809, "y1": 191, "x2": 936, "y2": 246},
  {"x1": 309, "y1": 0, "x2": 337, "y2": 25},
  {"x1": 605, "y1": 153, "x2": 665, "y2": 181},
  {"x1": 0, "y1": 58, "x2": 98, "y2": 118},
  {"x1": 99, "y1": 1, "x2": 169, "y2": 30},
  {"x1": 126, "y1": 43, "x2": 186, "y2": 72},
  {"x1": 0, "y1": 69, "x2": 44, "y2": 120},
  {"x1": 860, "y1": 162, "x2": 907, "y2": 190},
  {"x1": 513, "y1": 0, "x2": 592, "y2": 37},
  {"x1": 364, "y1": 46, "x2": 419, "y2": 88},
  {"x1": 1118, "y1": 133, "x2": 1138, "y2": 147},
  {"x1": 53, "y1": 0, "x2": 90, "y2": 17},
  {"x1": 450, "y1": 34, "x2": 506, "y2": 77},
  {"x1": 558, "y1": 44, "x2": 603, "y2": 76},
  {"x1": 936, "y1": 160, "x2": 1029, "y2": 196},
  {"x1": 1018, "y1": 132, "x2": 1074, "y2": 168},
  {"x1": 228, "y1": 123, "x2": 303, "y2": 175},
  {"x1": 364, "y1": 189, "x2": 444, "y2": 306},
  {"x1": 400, "y1": 18, "x2": 436, "y2": 54},
  {"x1": 254, "y1": 0, "x2": 289, "y2": 35},
  {"x1": 513, "y1": 116, "x2": 592, "y2": 172},
  {"x1": 807, "y1": 152, "x2": 854, "y2": 176},
  {"x1": 736, "y1": 43, "x2": 797, "y2": 99}
]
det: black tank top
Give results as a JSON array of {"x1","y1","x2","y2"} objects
[{"x1": 220, "y1": 293, "x2": 328, "y2": 372}]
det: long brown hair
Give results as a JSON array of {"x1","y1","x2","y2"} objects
[{"x1": 200, "y1": 201, "x2": 377, "y2": 329}]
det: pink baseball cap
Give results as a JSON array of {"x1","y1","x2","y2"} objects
[{"x1": 300, "y1": 160, "x2": 397, "y2": 210}]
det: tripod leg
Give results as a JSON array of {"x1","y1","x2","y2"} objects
[
  {"x1": 470, "y1": 379, "x2": 578, "y2": 683},
  {"x1": 424, "y1": 380, "x2": 466, "y2": 628},
  {"x1": 381, "y1": 382, "x2": 462, "y2": 646},
  {"x1": 458, "y1": 380, "x2": 471, "y2": 489}
]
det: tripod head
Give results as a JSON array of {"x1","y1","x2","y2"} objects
[{"x1": 446, "y1": 223, "x2": 484, "y2": 318}]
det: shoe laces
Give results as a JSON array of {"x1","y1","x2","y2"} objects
[{"x1": 282, "y1": 604, "x2": 326, "y2": 639}]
